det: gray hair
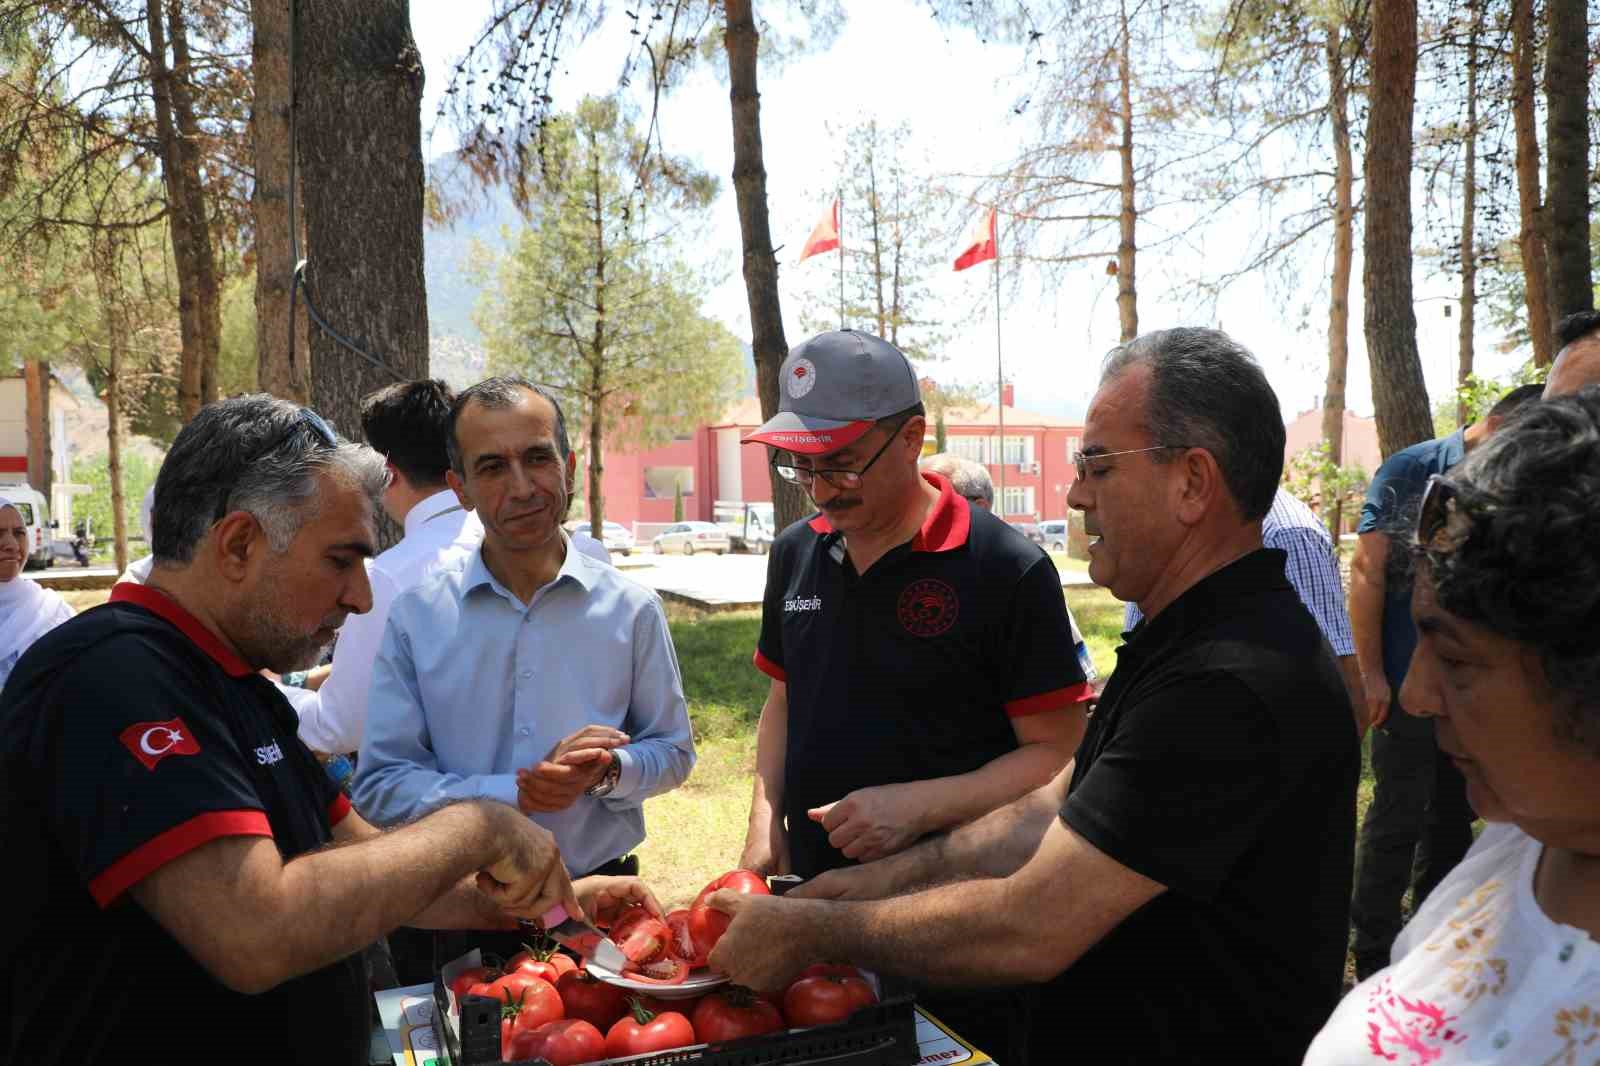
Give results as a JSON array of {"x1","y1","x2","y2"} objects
[
  {"x1": 152, "y1": 395, "x2": 389, "y2": 563},
  {"x1": 447, "y1": 375, "x2": 572, "y2": 475},
  {"x1": 1418, "y1": 386, "x2": 1600, "y2": 754},
  {"x1": 921, "y1": 453, "x2": 994, "y2": 507},
  {"x1": 1101, "y1": 327, "x2": 1284, "y2": 521}
]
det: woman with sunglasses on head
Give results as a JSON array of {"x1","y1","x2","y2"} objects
[
  {"x1": 0, "y1": 496, "x2": 74, "y2": 688},
  {"x1": 1305, "y1": 386, "x2": 1600, "y2": 1064}
]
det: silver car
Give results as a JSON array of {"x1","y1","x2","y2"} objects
[
  {"x1": 652, "y1": 521, "x2": 731, "y2": 556},
  {"x1": 565, "y1": 519, "x2": 636, "y2": 556}
]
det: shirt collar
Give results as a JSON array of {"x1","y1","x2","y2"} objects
[
  {"x1": 109, "y1": 582, "x2": 254, "y2": 678},
  {"x1": 805, "y1": 472, "x2": 971, "y2": 553},
  {"x1": 462, "y1": 531, "x2": 594, "y2": 607},
  {"x1": 1130, "y1": 548, "x2": 1290, "y2": 651},
  {"x1": 403, "y1": 488, "x2": 466, "y2": 539}
]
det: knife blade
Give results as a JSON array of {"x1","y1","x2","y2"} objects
[{"x1": 526, "y1": 903, "x2": 629, "y2": 973}]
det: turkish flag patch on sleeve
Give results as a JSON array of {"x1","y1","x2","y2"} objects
[{"x1": 119, "y1": 718, "x2": 202, "y2": 770}]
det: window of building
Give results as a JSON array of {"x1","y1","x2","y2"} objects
[
  {"x1": 1002, "y1": 486, "x2": 1035, "y2": 516},
  {"x1": 1066, "y1": 436, "x2": 1081, "y2": 465},
  {"x1": 950, "y1": 435, "x2": 989, "y2": 464}
]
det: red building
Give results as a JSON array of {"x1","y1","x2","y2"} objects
[{"x1": 594, "y1": 386, "x2": 1085, "y2": 536}]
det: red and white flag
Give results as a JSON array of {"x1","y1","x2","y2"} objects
[
  {"x1": 798, "y1": 198, "x2": 840, "y2": 262},
  {"x1": 952, "y1": 206, "x2": 998, "y2": 271}
]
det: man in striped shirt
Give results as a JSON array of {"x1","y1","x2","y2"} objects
[{"x1": 1125, "y1": 486, "x2": 1361, "y2": 733}]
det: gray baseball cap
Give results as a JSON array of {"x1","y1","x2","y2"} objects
[{"x1": 743, "y1": 329, "x2": 921, "y2": 455}]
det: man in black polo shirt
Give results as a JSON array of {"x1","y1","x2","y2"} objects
[
  {"x1": 0, "y1": 397, "x2": 598, "y2": 1066},
  {"x1": 709, "y1": 328, "x2": 1359, "y2": 1065},
  {"x1": 737, "y1": 329, "x2": 1091, "y2": 1060}
]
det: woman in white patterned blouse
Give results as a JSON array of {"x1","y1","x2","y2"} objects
[{"x1": 1305, "y1": 387, "x2": 1600, "y2": 1065}]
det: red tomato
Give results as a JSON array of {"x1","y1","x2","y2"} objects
[
  {"x1": 607, "y1": 904, "x2": 653, "y2": 938},
  {"x1": 556, "y1": 969, "x2": 630, "y2": 1032},
  {"x1": 491, "y1": 971, "x2": 560, "y2": 1008},
  {"x1": 465, "y1": 979, "x2": 501, "y2": 1001},
  {"x1": 605, "y1": 1003, "x2": 697, "y2": 1057},
  {"x1": 634, "y1": 992, "x2": 699, "y2": 1017},
  {"x1": 691, "y1": 987, "x2": 786, "y2": 1043},
  {"x1": 689, "y1": 870, "x2": 771, "y2": 962},
  {"x1": 518, "y1": 1018, "x2": 606, "y2": 1065},
  {"x1": 499, "y1": 981, "x2": 566, "y2": 1060},
  {"x1": 507, "y1": 942, "x2": 566, "y2": 985},
  {"x1": 449, "y1": 966, "x2": 492, "y2": 1003},
  {"x1": 617, "y1": 917, "x2": 672, "y2": 967},
  {"x1": 547, "y1": 952, "x2": 580, "y2": 978},
  {"x1": 625, "y1": 956, "x2": 691, "y2": 984},
  {"x1": 782, "y1": 973, "x2": 877, "y2": 1028},
  {"x1": 665, "y1": 908, "x2": 704, "y2": 966}
]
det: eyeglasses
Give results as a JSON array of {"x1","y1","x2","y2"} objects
[
  {"x1": 1073, "y1": 444, "x2": 1189, "y2": 482},
  {"x1": 1415, "y1": 474, "x2": 1485, "y2": 552},
  {"x1": 213, "y1": 407, "x2": 339, "y2": 523},
  {"x1": 773, "y1": 418, "x2": 910, "y2": 490}
]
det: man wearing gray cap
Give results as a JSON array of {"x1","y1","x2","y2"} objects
[{"x1": 738, "y1": 329, "x2": 1091, "y2": 1061}]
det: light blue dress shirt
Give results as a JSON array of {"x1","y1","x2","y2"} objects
[{"x1": 353, "y1": 537, "x2": 695, "y2": 875}]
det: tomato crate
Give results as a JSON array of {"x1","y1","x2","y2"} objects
[{"x1": 431, "y1": 975, "x2": 919, "y2": 1066}]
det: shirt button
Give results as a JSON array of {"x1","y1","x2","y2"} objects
[
  {"x1": 1559, "y1": 943, "x2": 1576, "y2": 963},
  {"x1": 1491, "y1": 1031, "x2": 1510, "y2": 1050},
  {"x1": 520, "y1": 669, "x2": 532, "y2": 679},
  {"x1": 520, "y1": 727, "x2": 530, "y2": 736}
]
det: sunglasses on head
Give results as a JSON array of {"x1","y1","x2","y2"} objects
[
  {"x1": 1415, "y1": 474, "x2": 1490, "y2": 553},
  {"x1": 212, "y1": 407, "x2": 339, "y2": 523}
]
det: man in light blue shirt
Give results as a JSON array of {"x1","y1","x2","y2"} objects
[{"x1": 355, "y1": 378, "x2": 695, "y2": 906}]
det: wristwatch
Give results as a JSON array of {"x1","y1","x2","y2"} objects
[{"x1": 585, "y1": 756, "x2": 622, "y2": 798}]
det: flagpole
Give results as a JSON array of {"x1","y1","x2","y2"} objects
[
  {"x1": 994, "y1": 212, "x2": 1005, "y2": 520},
  {"x1": 837, "y1": 187, "x2": 845, "y2": 330}
]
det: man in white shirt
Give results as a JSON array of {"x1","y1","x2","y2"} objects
[{"x1": 293, "y1": 380, "x2": 482, "y2": 756}]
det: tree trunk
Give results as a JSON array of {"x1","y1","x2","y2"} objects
[
  {"x1": 1362, "y1": 0, "x2": 1434, "y2": 457},
  {"x1": 252, "y1": 0, "x2": 310, "y2": 402},
  {"x1": 1544, "y1": 0, "x2": 1592, "y2": 320},
  {"x1": 144, "y1": 0, "x2": 205, "y2": 421},
  {"x1": 1321, "y1": 23, "x2": 1354, "y2": 537},
  {"x1": 94, "y1": 239, "x2": 129, "y2": 574},
  {"x1": 165, "y1": 0, "x2": 222, "y2": 408},
  {"x1": 1511, "y1": 0, "x2": 1555, "y2": 366},
  {"x1": 297, "y1": 0, "x2": 429, "y2": 449},
  {"x1": 723, "y1": 0, "x2": 808, "y2": 531},
  {"x1": 23, "y1": 360, "x2": 50, "y2": 501},
  {"x1": 1115, "y1": 0, "x2": 1138, "y2": 342},
  {"x1": 588, "y1": 137, "x2": 606, "y2": 538},
  {"x1": 1457, "y1": 1, "x2": 1480, "y2": 428},
  {"x1": 868, "y1": 148, "x2": 886, "y2": 337}
]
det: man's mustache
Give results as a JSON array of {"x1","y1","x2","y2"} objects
[{"x1": 820, "y1": 497, "x2": 861, "y2": 513}]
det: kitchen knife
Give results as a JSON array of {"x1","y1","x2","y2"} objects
[{"x1": 526, "y1": 903, "x2": 629, "y2": 973}]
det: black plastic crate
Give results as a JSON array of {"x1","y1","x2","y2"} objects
[{"x1": 432, "y1": 975, "x2": 918, "y2": 1066}]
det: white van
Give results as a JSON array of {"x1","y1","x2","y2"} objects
[
  {"x1": 2, "y1": 484, "x2": 53, "y2": 569},
  {"x1": 1038, "y1": 519, "x2": 1070, "y2": 552}
]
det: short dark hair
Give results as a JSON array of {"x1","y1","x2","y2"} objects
[
  {"x1": 1418, "y1": 385, "x2": 1600, "y2": 754},
  {"x1": 446, "y1": 375, "x2": 572, "y2": 475},
  {"x1": 1488, "y1": 382, "x2": 1544, "y2": 420},
  {"x1": 1556, "y1": 310, "x2": 1600, "y2": 349},
  {"x1": 1100, "y1": 328, "x2": 1284, "y2": 521},
  {"x1": 361, "y1": 379, "x2": 455, "y2": 489},
  {"x1": 874, "y1": 402, "x2": 926, "y2": 432}
]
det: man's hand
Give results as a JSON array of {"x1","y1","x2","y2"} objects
[
  {"x1": 738, "y1": 816, "x2": 791, "y2": 876},
  {"x1": 809, "y1": 783, "x2": 927, "y2": 863},
  {"x1": 517, "y1": 726, "x2": 628, "y2": 812},
  {"x1": 704, "y1": 891, "x2": 819, "y2": 995},
  {"x1": 1363, "y1": 673, "x2": 1392, "y2": 730},
  {"x1": 788, "y1": 860, "x2": 899, "y2": 902},
  {"x1": 576, "y1": 875, "x2": 663, "y2": 927},
  {"x1": 475, "y1": 808, "x2": 578, "y2": 919}
]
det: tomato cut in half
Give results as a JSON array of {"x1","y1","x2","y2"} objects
[
  {"x1": 625, "y1": 955, "x2": 691, "y2": 985},
  {"x1": 665, "y1": 908, "x2": 704, "y2": 966}
]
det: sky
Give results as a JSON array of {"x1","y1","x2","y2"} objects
[{"x1": 408, "y1": 0, "x2": 1524, "y2": 427}]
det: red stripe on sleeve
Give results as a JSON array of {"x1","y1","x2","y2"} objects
[
  {"x1": 753, "y1": 650, "x2": 787, "y2": 682},
  {"x1": 88, "y1": 809, "x2": 274, "y2": 908},
  {"x1": 1004, "y1": 681, "x2": 1096, "y2": 718},
  {"x1": 328, "y1": 792, "x2": 352, "y2": 826}
]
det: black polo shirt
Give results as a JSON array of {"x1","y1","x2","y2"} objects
[
  {"x1": 1047, "y1": 549, "x2": 1359, "y2": 1065},
  {"x1": 0, "y1": 584, "x2": 368, "y2": 1066},
  {"x1": 756, "y1": 473, "x2": 1091, "y2": 878}
]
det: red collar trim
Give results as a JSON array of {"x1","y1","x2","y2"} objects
[
  {"x1": 804, "y1": 473, "x2": 971, "y2": 553},
  {"x1": 109, "y1": 583, "x2": 254, "y2": 678}
]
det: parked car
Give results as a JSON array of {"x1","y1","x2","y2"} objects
[
  {"x1": 565, "y1": 519, "x2": 636, "y2": 557},
  {"x1": 1010, "y1": 521, "x2": 1045, "y2": 546},
  {"x1": 1038, "y1": 519, "x2": 1070, "y2": 552},
  {"x1": 652, "y1": 521, "x2": 730, "y2": 556}
]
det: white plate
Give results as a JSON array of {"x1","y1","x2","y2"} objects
[{"x1": 583, "y1": 960, "x2": 729, "y2": 999}]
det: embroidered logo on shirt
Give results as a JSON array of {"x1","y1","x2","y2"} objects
[
  {"x1": 897, "y1": 579, "x2": 959, "y2": 637},
  {"x1": 784, "y1": 595, "x2": 823, "y2": 613},
  {"x1": 255, "y1": 741, "x2": 285, "y2": 767},
  {"x1": 119, "y1": 718, "x2": 202, "y2": 771}
]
